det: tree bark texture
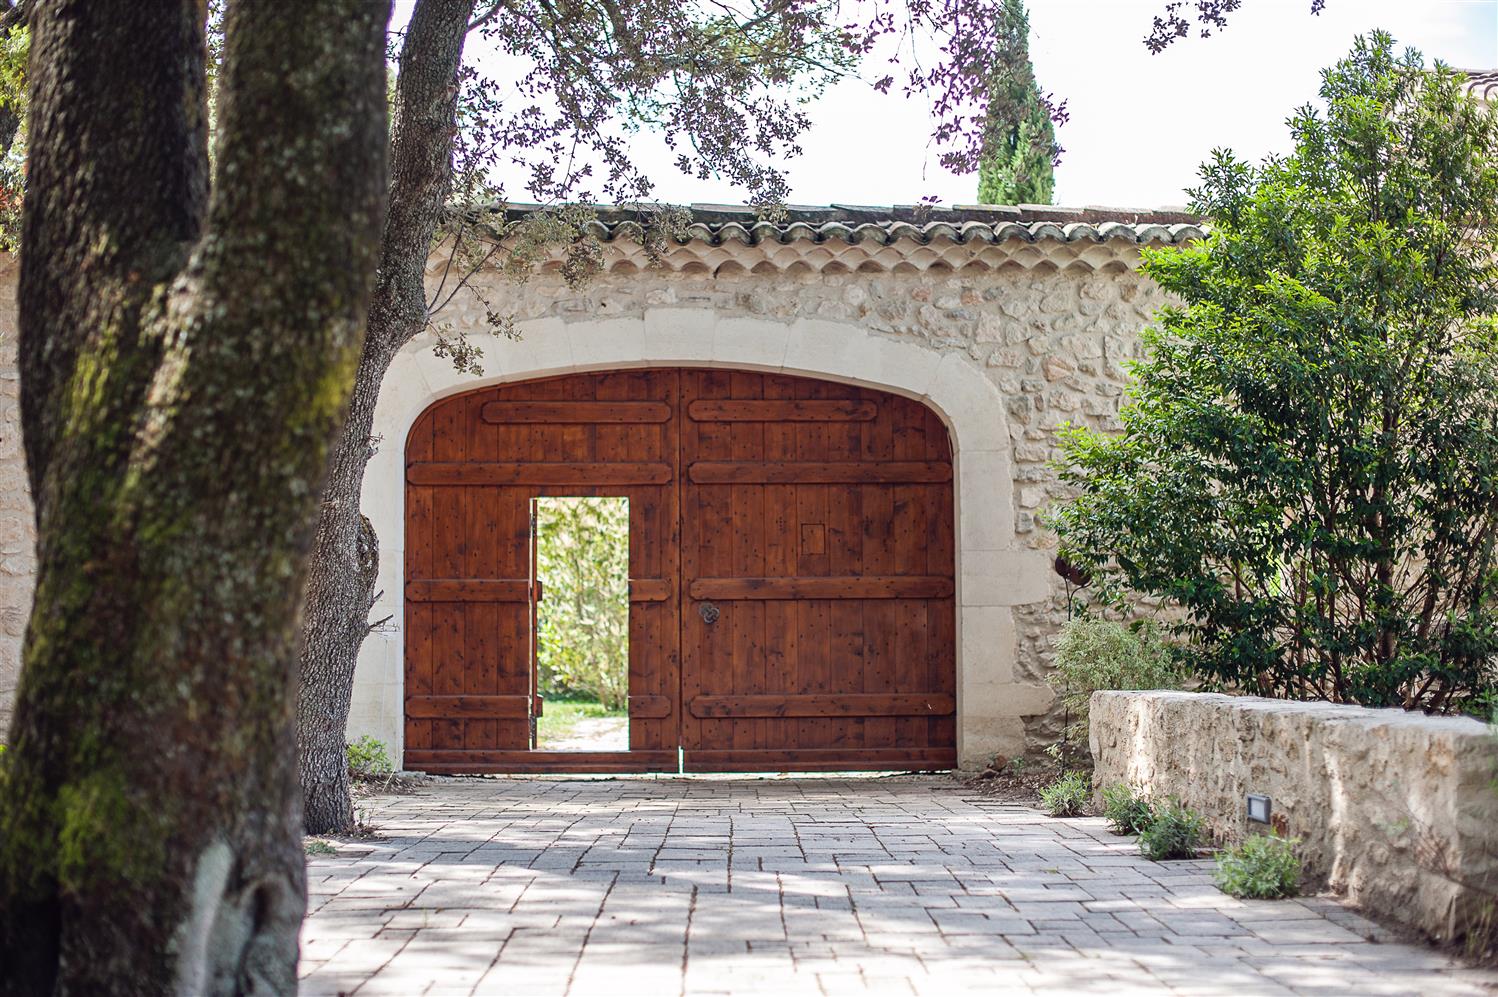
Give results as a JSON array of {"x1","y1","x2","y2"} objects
[
  {"x1": 297, "y1": 0, "x2": 476, "y2": 835},
  {"x1": 0, "y1": 1, "x2": 390, "y2": 993}
]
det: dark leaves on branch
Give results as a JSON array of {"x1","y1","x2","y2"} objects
[{"x1": 1146, "y1": 0, "x2": 1327, "y2": 55}]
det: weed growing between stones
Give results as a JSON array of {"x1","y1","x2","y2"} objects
[
  {"x1": 1039, "y1": 771, "x2": 1091, "y2": 817},
  {"x1": 346, "y1": 736, "x2": 393, "y2": 782},
  {"x1": 1138, "y1": 800, "x2": 1205, "y2": 860},
  {"x1": 1214, "y1": 835, "x2": 1301, "y2": 898},
  {"x1": 1100, "y1": 783, "x2": 1155, "y2": 835}
]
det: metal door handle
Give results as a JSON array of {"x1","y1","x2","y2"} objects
[{"x1": 698, "y1": 601, "x2": 720, "y2": 625}]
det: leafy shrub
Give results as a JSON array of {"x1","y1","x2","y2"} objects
[
  {"x1": 346, "y1": 736, "x2": 393, "y2": 781},
  {"x1": 1049, "y1": 618, "x2": 1186, "y2": 745},
  {"x1": 1213, "y1": 835, "x2": 1301, "y2": 899},
  {"x1": 1100, "y1": 783, "x2": 1155, "y2": 835},
  {"x1": 1049, "y1": 36, "x2": 1498, "y2": 714},
  {"x1": 535, "y1": 496, "x2": 629, "y2": 710},
  {"x1": 1138, "y1": 800, "x2": 1204, "y2": 861},
  {"x1": 1039, "y1": 771, "x2": 1091, "y2": 817}
]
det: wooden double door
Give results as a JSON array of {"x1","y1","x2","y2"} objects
[{"x1": 404, "y1": 368, "x2": 956, "y2": 773}]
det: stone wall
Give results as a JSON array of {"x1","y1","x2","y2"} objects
[
  {"x1": 1091, "y1": 690, "x2": 1498, "y2": 943},
  {"x1": 419, "y1": 259, "x2": 1171, "y2": 755},
  {"x1": 0, "y1": 243, "x2": 1173, "y2": 755},
  {"x1": 0, "y1": 262, "x2": 26, "y2": 735}
]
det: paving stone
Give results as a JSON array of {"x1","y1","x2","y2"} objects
[{"x1": 303, "y1": 776, "x2": 1496, "y2": 995}]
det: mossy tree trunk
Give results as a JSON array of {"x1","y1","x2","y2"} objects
[
  {"x1": 0, "y1": 1, "x2": 390, "y2": 993},
  {"x1": 297, "y1": 0, "x2": 476, "y2": 836}
]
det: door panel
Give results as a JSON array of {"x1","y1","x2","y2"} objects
[
  {"x1": 678, "y1": 370, "x2": 957, "y2": 772},
  {"x1": 403, "y1": 367, "x2": 956, "y2": 773},
  {"x1": 403, "y1": 370, "x2": 680, "y2": 772}
]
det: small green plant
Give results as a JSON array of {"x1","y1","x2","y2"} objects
[
  {"x1": 346, "y1": 736, "x2": 393, "y2": 781},
  {"x1": 1138, "y1": 800, "x2": 1205, "y2": 861},
  {"x1": 1039, "y1": 770, "x2": 1091, "y2": 817},
  {"x1": 1047, "y1": 618, "x2": 1186, "y2": 751},
  {"x1": 1213, "y1": 835, "x2": 1301, "y2": 898},
  {"x1": 305, "y1": 839, "x2": 337, "y2": 857},
  {"x1": 1100, "y1": 783, "x2": 1155, "y2": 835}
]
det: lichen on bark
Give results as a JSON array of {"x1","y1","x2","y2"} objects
[{"x1": 0, "y1": 1, "x2": 392, "y2": 992}]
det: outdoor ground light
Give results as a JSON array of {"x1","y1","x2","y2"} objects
[{"x1": 1247, "y1": 793, "x2": 1273, "y2": 825}]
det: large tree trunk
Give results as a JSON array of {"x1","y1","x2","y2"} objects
[
  {"x1": 297, "y1": 0, "x2": 476, "y2": 835},
  {"x1": 0, "y1": 1, "x2": 390, "y2": 993}
]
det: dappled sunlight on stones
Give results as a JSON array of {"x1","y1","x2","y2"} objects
[{"x1": 298, "y1": 776, "x2": 1490, "y2": 995}]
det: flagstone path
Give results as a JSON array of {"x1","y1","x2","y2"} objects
[{"x1": 302, "y1": 775, "x2": 1495, "y2": 996}]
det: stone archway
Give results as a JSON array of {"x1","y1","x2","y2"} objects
[{"x1": 352, "y1": 309, "x2": 1049, "y2": 770}]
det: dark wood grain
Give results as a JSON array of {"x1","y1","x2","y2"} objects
[
  {"x1": 407, "y1": 461, "x2": 672, "y2": 485},
  {"x1": 481, "y1": 400, "x2": 672, "y2": 424},
  {"x1": 689, "y1": 576, "x2": 954, "y2": 600},
  {"x1": 687, "y1": 399, "x2": 877, "y2": 422},
  {"x1": 405, "y1": 695, "x2": 530, "y2": 718},
  {"x1": 628, "y1": 694, "x2": 673, "y2": 718},
  {"x1": 405, "y1": 368, "x2": 953, "y2": 775},
  {"x1": 688, "y1": 461, "x2": 951, "y2": 484},
  {"x1": 404, "y1": 578, "x2": 536, "y2": 602},
  {"x1": 689, "y1": 693, "x2": 955, "y2": 718},
  {"x1": 628, "y1": 578, "x2": 672, "y2": 602}
]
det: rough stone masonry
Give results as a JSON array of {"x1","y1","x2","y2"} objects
[{"x1": 0, "y1": 206, "x2": 1200, "y2": 762}]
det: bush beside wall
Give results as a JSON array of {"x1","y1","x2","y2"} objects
[{"x1": 1090, "y1": 690, "x2": 1498, "y2": 944}]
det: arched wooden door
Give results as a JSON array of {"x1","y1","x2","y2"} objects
[{"x1": 403, "y1": 368, "x2": 956, "y2": 773}]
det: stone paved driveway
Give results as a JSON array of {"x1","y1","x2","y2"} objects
[{"x1": 301, "y1": 776, "x2": 1495, "y2": 996}]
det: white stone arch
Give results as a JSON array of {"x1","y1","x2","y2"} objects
[{"x1": 351, "y1": 308, "x2": 1052, "y2": 769}]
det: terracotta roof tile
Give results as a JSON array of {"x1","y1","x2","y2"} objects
[{"x1": 498, "y1": 203, "x2": 1206, "y2": 248}]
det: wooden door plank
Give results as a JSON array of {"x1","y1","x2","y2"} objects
[
  {"x1": 795, "y1": 378, "x2": 832, "y2": 752},
  {"x1": 681, "y1": 747, "x2": 955, "y2": 772},
  {"x1": 406, "y1": 694, "x2": 531, "y2": 718},
  {"x1": 686, "y1": 399, "x2": 877, "y2": 422},
  {"x1": 481, "y1": 400, "x2": 672, "y2": 424},
  {"x1": 464, "y1": 393, "x2": 500, "y2": 749},
  {"x1": 627, "y1": 694, "x2": 673, "y2": 719},
  {"x1": 408, "y1": 461, "x2": 672, "y2": 486},
  {"x1": 827, "y1": 400, "x2": 866, "y2": 751},
  {"x1": 405, "y1": 748, "x2": 679, "y2": 773},
  {"x1": 727, "y1": 370, "x2": 764, "y2": 753},
  {"x1": 689, "y1": 575, "x2": 954, "y2": 601},
  {"x1": 405, "y1": 578, "x2": 536, "y2": 602},
  {"x1": 628, "y1": 577, "x2": 672, "y2": 602},
  {"x1": 403, "y1": 411, "x2": 437, "y2": 756},
  {"x1": 430, "y1": 398, "x2": 468, "y2": 751},
  {"x1": 688, "y1": 693, "x2": 956, "y2": 718},
  {"x1": 688, "y1": 461, "x2": 951, "y2": 484}
]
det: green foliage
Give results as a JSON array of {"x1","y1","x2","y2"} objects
[
  {"x1": 0, "y1": 23, "x2": 27, "y2": 253},
  {"x1": 1039, "y1": 770, "x2": 1091, "y2": 817},
  {"x1": 535, "y1": 695, "x2": 626, "y2": 745},
  {"x1": 975, "y1": 0, "x2": 1055, "y2": 205},
  {"x1": 536, "y1": 497, "x2": 630, "y2": 710},
  {"x1": 1051, "y1": 35, "x2": 1498, "y2": 713},
  {"x1": 1049, "y1": 618, "x2": 1186, "y2": 745},
  {"x1": 1138, "y1": 800, "x2": 1205, "y2": 861},
  {"x1": 304, "y1": 839, "x2": 337, "y2": 857},
  {"x1": 1100, "y1": 783, "x2": 1156, "y2": 835},
  {"x1": 346, "y1": 736, "x2": 393, "y2": 781},
  {"x1": 1214, "y1": 835, "x2": 1302, "y2": 898}
]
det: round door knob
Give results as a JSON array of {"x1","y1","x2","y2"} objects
[{"x1": 698, "y1": 601, "x2": 720, "y2": 625}]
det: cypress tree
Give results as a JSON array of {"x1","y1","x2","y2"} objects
[{"x1": 977, "y1": 0, "x2": 1056, "y2": 205}]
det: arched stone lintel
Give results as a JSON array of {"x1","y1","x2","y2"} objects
[{"x1": 354, "y1": 309, "x2": 1049, "y2": 770}]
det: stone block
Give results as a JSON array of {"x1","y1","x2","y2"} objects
[{"x1": 1091, "y1": 691, "x2": 1498, "y2": 945}]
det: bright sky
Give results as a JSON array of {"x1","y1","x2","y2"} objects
[{"x1": 403, "y1": 0, "x2": 1498, "y2": 210}]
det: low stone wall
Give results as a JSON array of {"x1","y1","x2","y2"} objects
[{"x1": 1090, "y1": 690, "x2": 1498, "y2": 944}]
